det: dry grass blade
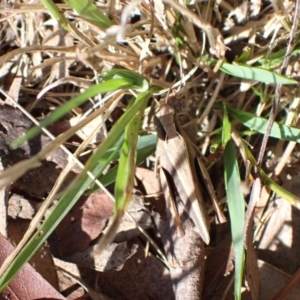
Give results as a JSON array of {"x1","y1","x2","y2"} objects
[{"x1": 163, "y1": 0, "x2": 227, "y2": 58}]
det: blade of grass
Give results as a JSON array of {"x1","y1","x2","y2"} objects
[
  {"x1": 226, "y1": 106, "x2": 300, "y2": 143},
  {"x1": 259, "y1": 48, "x2": 300, "y2": 69},
  {"x1": 231, "y1": 131, "x2": 300, "y2": 208},
  {"x1": 115, "y1": 101, "x2": 146, "y2": 212},
  {"x1": 89, "y1": 134, "x2": 157, "y2": 192},
  {"x1": 260, "y1": 170, "x2": 300, "y2": 208},
  {"x1": 64, "y1": 0, "x2": 113, "y2": 28},
  {"x1": 222, "y1": 104, "x2": 231, "y2": 147},
  {"x1": 92, "y1": 96, "x2": 147, "y2": 254},
  {"x1": 11, "y1": 77, "x2": 139, "y2": 149},
  {"x1": 220, "y1": 62, "x2": 297, "y2": 85},
  {"x1": 101, "y1": 69, "x2": 149, "y2": 92},
  {"x1": 40, "y1": 0, "x2": 72, "y2": 32},
  {"x1": 224, "y1": 140, "x2": 245, "y2": 300},
  {"x1": 0, "y1": 90, "x2": 152, "y2": 292}
]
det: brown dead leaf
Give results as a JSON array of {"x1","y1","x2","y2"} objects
[
  {"x1": 55, "y1": 190, "x2": 114, "y2": 256},
  {"x1": 0, "y1": 233, "x2": 65, "y2": 300},
  {"x1": 0, "y1": 104, "x2": 79, "y2": 198},
  {"x1": 55, "y1": 260, "x2": 85, "y2": 300},
  {"x1": 65, "y1": 241, "x2": 138, "y2": 272},
  {"x1": 7, "y1": 193, "x2": 36, "y2": 219},
  {"x1": 95, "y1": 239, "x2": 174, "y2": 300},
  {"x1": 54, "y1": 258, "x2": 103, "y2": 300},
  {"x1": 114, "y1": 193, "x2": 153, "y2": 242},
  {"x1": 7, "y1": 218, "x2": 59, "y2": 291},
  {"x1": 136, "y1": 166, "x2": 161, "y2": 195},
  {"x1": 135, "y1": 166, "x2": 167, "y2": 220}
]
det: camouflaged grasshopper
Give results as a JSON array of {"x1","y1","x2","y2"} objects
[{"x1": 155, "y1": 104, "x2": 211, "y2": 244}]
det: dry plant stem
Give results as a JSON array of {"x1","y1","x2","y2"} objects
[
  {"x1": 36, "y1": 77, "x2": 93, "y2": 100},
  {"x1": 29, "y1": 56, "x2": 77, "y2": 75},
  {"x1": 198, "y1": 72, "x2": 225, "y2": 125},
  {"x1": 243, "y1": 178, "x2": 260, "y2": 299},
  {"x1": 0, "y1": 3, "x2": 74, "y2": 12},
  {"x1": 274, "y1": 90, "x2": 300, "y2": 176},
  {"x1": 5, "y1": 61, "x2": 23, "y2": 107},
  {"x1": 148, "y1": 0, "x2": 184, "y2": 81},
  {"x1": 154, "y1": 65, "x2": 199, "y2": 96},
  {"x1": 275, "y1": 141, "x2": 296, "y2": 176},
  {"x1": 224, "y1": 15, "x2": 271, "y2": 45},
  {"x1": 257, "y1": 0, "x2": 300, "y2": 168},
  {"x1": 0, "y1": 45, "x2": 77, "y2": 67},
  {"x1": 162, "y1": 0, "x2": 226, "y2": 58}
]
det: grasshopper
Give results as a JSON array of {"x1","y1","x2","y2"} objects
[{"x1": 155, "y1": 104, "x2": 211, "y2": 244}]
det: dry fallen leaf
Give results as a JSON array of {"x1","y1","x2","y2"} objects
[
  {"x1": 55, "y1": 190, "x2": 114, "y2": 256},
  {"x1": 95, "y1": 239, "x2": 174, "y2": 300},
  {"x1": 0, "y1": 233, "x2": 65, "y2": 300},
  {"x1": 7, "y1": 193, "x2": 36, "y2": 220},
  {"x1": 65, "y1": 241, "x2": 138, "y2": 272}
]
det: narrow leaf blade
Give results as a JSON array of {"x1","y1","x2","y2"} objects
[{"x1": 224, "y1": 140, "x2": 245, "y2": 300}]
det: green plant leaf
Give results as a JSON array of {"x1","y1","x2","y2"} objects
[
  {"x1": 260, "y1": 170, "x2": 300, "y2": 208},
  {"x1": 220, "y1": 62, "x2": 297, "y2": 84},
  {"x1": 222, "y1": 104, "x2": 231, "y2": 147},
  {"x1": 115, "y1": 100, "x2": 147, "y2": 212},
  {"x1": 10, "y1": 78, "x2": 136, "y2": 149},
  {"x1": 89, "y1": 134, "x2": 157, "y2": 191},
  {"x1": 100, "y1": 69, "x2": 149, "y2": 92},
  {"x1": 0, "y1": 90, "x2": 152, "y2": 292},
  {"x1": 226, "y1": 106, "x2": 300, "y2": 142},
  {"x1": 224, "y1": 140, "x2": 245, "y2": 300},
  {"x1": 64, "y1": 0, "x2": 113, "y2": 28},
  {"x1": 40, "y1": 0, "x2": 72, "y2": 32},
  {"x1": 259, "y1": 48, "x2": 300, "y2": 69}
]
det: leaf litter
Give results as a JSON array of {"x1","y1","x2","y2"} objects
[{"x1": 1, "y1": 0, "x2": 300, "y2": 299}]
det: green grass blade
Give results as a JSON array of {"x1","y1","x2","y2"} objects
[
  {"x1": 114, "y1": 100, "x2": 147, "y2": 212},
  {"x1": 87, "y1": 134, "x2": 125, "y2": 190},
  {"x1": 259, "y1": 48, "x2": 300, "y2": 69},
  {"x1": 10, "y1": 78, "x2": 136, "y2": 149},
  {"x1": 64, "y1": 0, "x2": 113, "y2": 28},
  {"x1": 101, "y1": 69, "x2": 149, "y2": 92},
  {"x1": 224, "y1": 140, "x2": 245, "y2": 300},
  {"x1": 226, "y1": 106, "x2": 300, "y2": 142},
  {"x1": 260, "y1": 170, "x2": 300, "y2": 207},
  {"x1": 40, "y1": 0, "x2": 72, "y2": 32},
  {"x1": 93, "y1": 96, "x2": 148, "y2": 254},
  {"x1": 222, "y1": 104, "x2": 231, "y2": 147},
  {"x1": 89, "y1": 134, "x2": 157, "y2": 191},
  {"x1": 0, "y1": 90, "x2": 152, "y2": 292},
  {"x1": 230, "y1": 134, "x2": 300, "y2": 207},
  {"x1": 220, "y1": 62, "x2": 297, "y2": 84}
]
